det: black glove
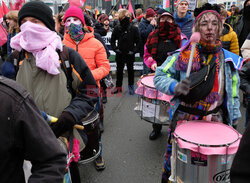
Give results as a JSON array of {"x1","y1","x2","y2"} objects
[
  {"x1": 174, "y1": 78, "x2": 191, "y2": 96},
  {"x1": 50, "y1": 112, "x2": 76, "y2": 138},
  {"x1": 128, "y1": 51, "x2": 134, "y2": 56},
  {"x1": 115, "y1": 49, "x2": 122, "y2": 54}
]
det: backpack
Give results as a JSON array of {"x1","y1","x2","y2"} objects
[{"x1": 11, "y1": 45, "x2": 75, "y2": 96}]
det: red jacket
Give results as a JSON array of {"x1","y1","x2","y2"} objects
[{"x1": 63, "y1": 26, "x2": 110, "y2": 87}]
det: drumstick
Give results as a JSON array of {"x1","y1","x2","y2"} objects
[
  {"x1": 42, "y1": 112, "x2": 84, "y2": 130},
  {"x1": 186, "y1": 32, "x2": 201, "y2": 77},
  {"x1": 74, "y1": 124, "x2": 84, "y2": 130}
]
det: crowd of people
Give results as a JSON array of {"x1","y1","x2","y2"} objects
[{"x1": 0, "y1": 0, "x2": 250, "y2": 182}]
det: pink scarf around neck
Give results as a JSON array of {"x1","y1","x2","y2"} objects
[{"x1": 10, "y1": 21, "x2": 63, "y2": 75}]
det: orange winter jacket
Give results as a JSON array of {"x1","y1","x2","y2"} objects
[{"x1": 63, "y1": 26, "x2": 110, "y2": 87}]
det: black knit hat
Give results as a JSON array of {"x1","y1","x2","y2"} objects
[{"x1": 18, "y1": 1, "x2": 55, "y2": 31}]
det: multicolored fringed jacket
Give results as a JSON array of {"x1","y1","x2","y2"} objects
[{"x1": 154, "y1": 48, "x2": 244, "y2": 125}]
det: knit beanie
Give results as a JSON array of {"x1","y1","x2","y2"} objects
[
  {"x1": 146, "y1": 8, "x2": 156, "y2": 18},
  {"x1": 160, "y1": 12, "x2": 174, "y2": 20},
  {"x1": 176, "y1": 0, "x2": 189, "y2": 8},
  {"x1": 18, "y1": 1, "x2": 55, "y2": 31},
  {"x1": 98, "y1": 14, "x2": 109, "y2": 24},
  {"x1": 63, "y1": 6, "x2": 85, "y2": 25}
]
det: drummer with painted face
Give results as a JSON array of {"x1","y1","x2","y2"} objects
[
  {"x1": 144, "y1": 12, "x2": 187, "y2": 140},
  {"x1": 154, "y1": 3, "x2": 243, "y2": 182}
]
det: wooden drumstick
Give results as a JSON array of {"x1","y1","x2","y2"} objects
[
  {"x1": 186, "y1": 32, "x2": 201, "y2": 77},
  {"x1": 74, "y1": 124, "x2": 84, "y2": 130},
  {"x1": 43, "y1": 113, "x2": 84, "y2": 130}
]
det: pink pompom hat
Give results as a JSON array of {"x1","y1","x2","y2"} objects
[{"x1": 63, "y1": 6, "x2": 85, "y2": 25}]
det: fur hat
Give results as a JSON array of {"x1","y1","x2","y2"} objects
[
  {"x1": 157, "y1": 8, "x2": 167, "y2": 15},
  {"x1": 194, "y1": 3, "x2": 221, "y2": 23}
]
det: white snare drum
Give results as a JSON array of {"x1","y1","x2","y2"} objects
[
  {"x1": 172, "y1": 121, "x2": 241, "y2": 183},
  {"x1": 135, "y1": 74, "x2": 172, "y2": 125}
]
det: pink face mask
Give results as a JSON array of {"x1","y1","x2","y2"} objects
[{"x1": 65, "y1": 17, "x2": 82, "y2": 27}]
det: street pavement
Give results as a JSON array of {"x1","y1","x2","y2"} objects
[{"x1": 79, "y1": 72, "x2": 246, "y2": 183}]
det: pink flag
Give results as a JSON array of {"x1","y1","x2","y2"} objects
[
  {"x1": 0, "y1": 5, "x2": 3, "y2": 18},
  {"x1": 2, "y1": 0, "x2": 9, "y2": 14},
  {"x1": 128, "y1": 0, "x2": 135, "y2": 18},
  {"x1": 10, "y1": 0, "x2": 14, "y2": 10},
  {"x1": 14, "y1": 0, "x2": 23, "y2": 10},
  {"x1": 68, "y1": 0, "x2": 85, "y2": 7},
  {"x1": 119, "y1": 4, "x2": 122, "y2": 9}
]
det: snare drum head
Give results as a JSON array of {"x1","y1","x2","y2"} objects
[
  {"x1": 141, "y1": 75, "x2": 155, "y2": 89},
  {"x1": 174, "y1": 121, "x2": 241, "y2": 155}
]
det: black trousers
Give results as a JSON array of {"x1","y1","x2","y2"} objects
[
  {"x1": 100, "y1": 79, "x2": 107, "y2": 96},
  {"x1": 115, "y1": 54, "x2": 134, "y2": 87},
  {"x1": 70, "y1": 161, "x2": 81, "y2": 183}
]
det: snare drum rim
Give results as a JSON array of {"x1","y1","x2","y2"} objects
[
  {"x1": 174, "y1": 121, "x2": 241, "y2": 148},
  {"x1": 140, "y1": 75, "x2": 157, "y2": 90},
  {"x1": 81, "y1": 110, "x2": 99, "y2": 126},
  {"x1": 174, "y1": 133, "x2": 240, "y2": 148},
  {"x1": 78, "y1": 144, "x2": 101, "y2": 164}
]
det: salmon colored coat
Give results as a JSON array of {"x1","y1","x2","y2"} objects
[{"x1": 63, "y1": 26, "x2": 110, "y2": 88}]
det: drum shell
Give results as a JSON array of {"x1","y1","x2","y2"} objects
[
  {"x1": 136, "y1": 97, "x2": 170, "y2": 125},
  {"x1": 175, "y1": 142, "x2": 234, "y2": 183},
  {"x1": 79, "y1": 112, "x2": 100, "y2": 163}
]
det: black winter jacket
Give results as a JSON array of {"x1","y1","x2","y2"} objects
[
  {"x1": 94, "y1": 22, "x2": 107, "y2": 37},
  {"x1": 231, "y1": 110, "x2": 250, "y2": 182},
  {"x1": 138, "y1": 18, "x2": 154, "y2": 55},
  {"x1": 234, "y1": 16, "x2": 250, "y2": 49},
  {"x1": 0, "y1": 77, "x2": 66, "y2": 183},
  {"x1": 111, "y1": 24, "x2": 140, "y2": 55},
  {"x1": 239, "y1": 61, "x2": 250, "y2": 94}
]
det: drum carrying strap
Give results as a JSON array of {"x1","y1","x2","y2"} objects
[{"x1": 178, "y1": 105, "x2": 221, "y2": 119}]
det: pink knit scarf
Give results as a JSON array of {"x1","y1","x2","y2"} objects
[{"x1": 10, "y1": 21, "x2": 63, "y2": 75}]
